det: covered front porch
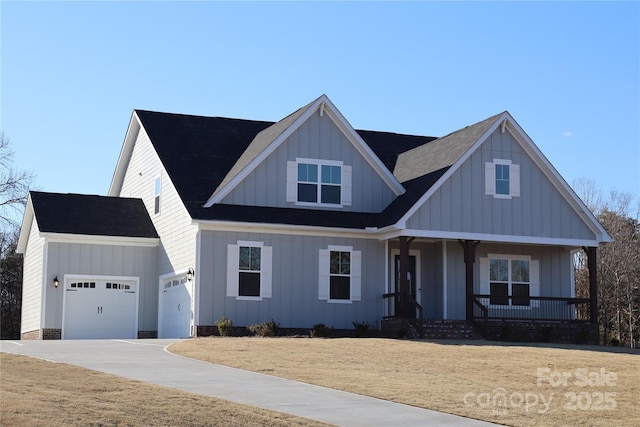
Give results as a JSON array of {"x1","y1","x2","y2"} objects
[{"x1": 381, "y1": 237, "x2": 599, "y2": 340}]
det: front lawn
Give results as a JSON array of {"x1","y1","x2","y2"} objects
[{"x1": 170, "y1": 338, "x2": 639, "y2": 427}]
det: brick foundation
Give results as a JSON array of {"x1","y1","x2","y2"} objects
[
  {"x1": 137, "y1": 330, "x2": 158, "y2": 339},
  {"x1": 42, "y1": 328, "x2": 62, "y2": 340},
  {"x1": 21, "y1": 329, "x2": 40, "y2": 340},
  {"x1": 483, "y1": 321, "x2": 599, "y2": 345}
]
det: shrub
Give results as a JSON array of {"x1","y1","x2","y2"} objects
[
  {"x1": 310, "y1": 323, "x2": 331, "y2": 338},
  {"x1": 216, "y1": 316, "x2": 233, "y2": 337},
  {"x1": 248, "y1": 320, "x2": 279, "y2": 337},
  {"x1": 352, "y1": 321, "x2": 370, "y2": 337}
]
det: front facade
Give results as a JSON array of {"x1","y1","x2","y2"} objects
[{"x1": 18, "y1": 95, "x2": 610, "y2": 340}]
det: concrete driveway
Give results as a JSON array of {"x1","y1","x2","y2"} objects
[{"x1": 1, "y1": 339, "x2": 498, "y2": 427}]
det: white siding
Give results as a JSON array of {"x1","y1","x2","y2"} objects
[
  {"x1": 20, "y1": 218, "x2": 45, "y2": 335},
  {"x1": 119, "y1": 126, "x2": 197, "y2": 275}
]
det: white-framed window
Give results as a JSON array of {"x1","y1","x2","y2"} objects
[
  {"x1": 286, "y1": 158, "x2": 352, "y2": 207},
  {"x1": 319, "y1": 245, "x2": 361, "y2": 303},
  {"x1": 154, "y1": 176, "x2": 162, "y2": 215},
  {"x1": 485, "y1": 159, "x2": 520, "y2": 199},
  {"x1": 480, "y1": 255, "x2": 539, "y2": 307},
  {"x1": 226, "y1": 241, "x2": 272, "y2": 300}
]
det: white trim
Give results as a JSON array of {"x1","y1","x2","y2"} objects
[
  {"x1": 195, "y1": 229, "x2": 202, "y2": 327},
  {"x1": 487, "y1": 253, "x2": 532, "y2": 261},
  {"x1": 195, "y1": 219, "x2": 375, "y2": 239},
  {"x1": 442, "y1": 240, "x2": 447, "y2": 320},
  {"x1": 379, "y1": 228, "x2": 602, "y2": 248},
  {"x1": 154, "y1": 175, "x2": 162, "y2": 215},
  {"x1": 384, "y1": 240, "x2": 389, "y2": 319},
  {"x1": 16, "y1": 194, "x2": 35, "y2": 254},
  {"x1": 227, "y1": 241, "x2": 272, "y2": 300},
  {"x1": 320, "y1": 247, "x2": 362, "y2": 304},
  {"x1": 40, "y1": 233, "x2": 160, "y2": 247},
  {"x1": 39, "y1": 240, "x2": 49, "y2": 338},
  {"x1": 237, "y1": 240, "x2": 263, "y2": 247},
  {"x1": 328, "y1": 245, "x2": 353, "y2": 251},
  {"x1": 293, "y1": 158, "x2": 347, "y2": 208},
  {"x1": 296, "y1": 157, "x2": 343, "y2": 167},
  {"x1": 108, "y1": 111, "x2": 142, "y2": 197}
]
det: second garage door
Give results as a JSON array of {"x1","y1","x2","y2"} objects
[
  {"x1": 158, "y1": 277, "x2": 191, "y2": 338},
  {"x1": 62, "y1": 277, "x2": 138, "y2": 339}
]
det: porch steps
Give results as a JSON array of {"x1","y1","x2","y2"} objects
[{"x1": 381, "y1": 319, "x2": 484, "y2": 340}]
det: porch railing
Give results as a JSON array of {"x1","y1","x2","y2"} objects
[
  {"x1": 382, "y1": 292, "x2": 423, "y2": 320},
  {"x1": 472, "y1": 295, "x2": 591, "y2": 322}
]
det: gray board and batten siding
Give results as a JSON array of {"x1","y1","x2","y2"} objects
[
  {"x1": 198, "y1": 230, "x2": 385, "y2": 330},
  {"x1": 44, "y1": 242, "x2": 159, "y2": 333},
  {"x1": 220, "y1": 110, "x2": 397, "y2": 213},
  {"x1": 406, "y1": 127, "x2": 596, "y2": 241}
]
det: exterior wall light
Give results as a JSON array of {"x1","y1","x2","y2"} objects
[
  {"x1": 187, "y1": 268, "x2": 195, "y2": 282},
  {"x1": 53, "y1": 276, "x2": 59, "y2": 288}
]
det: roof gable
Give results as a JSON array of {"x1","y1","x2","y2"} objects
[
  {"x1": 395, "y1": 112, "x2": 612, "y2": 243},
  {"x1": 203, "y1": 95, "x2": 406, "y2": 207}
]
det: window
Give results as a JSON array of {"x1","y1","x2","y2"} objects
[
  {"x1": 239, "y1": 246, "x2": 261, "y2": 297},
  {"x1": 154, "y1": 176, "x2": 161, "y2": 214},
  {"x1": 485, "y1": 159, "x2": 520, "y2": 199},
  {"x1": 227, "y1": 241, "x2": 272, "y2": 300},
  {"x1": 319, "y1": 246, "x2": 361, "y2": 303},
  {"x1": 480, "y1": 256, "x2": 539, "y2": 307},
  {"x1": 330, "y1": 251, "x2": 351, "y2": 300},
  {"x1": 495, "y1": 164, "x2": 510, "y2": 195},
  {"x1": 287, "y1": 159, "x2": 352, "y2": 207}
]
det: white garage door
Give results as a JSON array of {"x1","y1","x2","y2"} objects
[
  {"x1": 158, "y1": 277, "x2": 191, "y2": 338},
  {"x1": 62, "y1": 277, "x2": 138, "y2": 339}
]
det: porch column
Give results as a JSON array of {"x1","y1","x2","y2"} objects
[
  {"x1": 398, "y1": 236, "x2": 410, "y2": 319},
  {"x1": 459, "y1": 240, "x2": 479, "y2": 321},
  {"x1": 585, "y1": 246, "x2": 598, "y2": 325}
]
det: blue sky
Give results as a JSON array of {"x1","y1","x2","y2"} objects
[{"x1": 2, "y1": 1, "x2": 639, "y2": 208}]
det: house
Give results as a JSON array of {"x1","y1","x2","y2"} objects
[{"x1": 17, "y1": 95, "x2": 611, "y2": 341}]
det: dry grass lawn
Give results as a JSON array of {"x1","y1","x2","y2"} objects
[
  {"x1": 170, "y1": 338, "x2": 640, "y2": 427},
  {"x1": 0, "y1": 352, "x2": 329, "y2": 427}
]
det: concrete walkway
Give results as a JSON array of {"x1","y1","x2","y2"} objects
[{"x1": 1, "y1": 339, "x2": 498, "y2": 427}]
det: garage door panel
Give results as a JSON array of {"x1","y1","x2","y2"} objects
[
  {"x1": 63, "y1": 278, "x2": 138, "y2": 339},
  {"x1": 159, "y1": 278, "x2": 191, "y2": 338}
]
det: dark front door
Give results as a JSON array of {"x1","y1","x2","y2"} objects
[{"x1": 395, "y1": 255, "x2": 417, "y2": 318}]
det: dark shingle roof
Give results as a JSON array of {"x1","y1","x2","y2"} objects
[
  {"x1": 30, "y1": 192, "x2": 158, "y2": 238},
  {"x1": 135, "y1": 108, "x2": 493, "y2": 229}
]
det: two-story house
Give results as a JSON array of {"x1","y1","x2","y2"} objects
[{"x1": 17, "y1": 95, "x2": 611, "y2": 341}]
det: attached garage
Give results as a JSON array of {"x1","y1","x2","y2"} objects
[
  {"x1": 17, "y1": 192, "x2": 160, "y2": 340},
  {"x1": 62, "y1": 276, "x2": 139, "y2": 339},
  {"x1": 158, "y1": 275, "x2": 192, "y2": 338}
]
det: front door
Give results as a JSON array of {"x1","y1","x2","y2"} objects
[{"x1": 393, "y1": 253, "x2": 421, "y2": 318}]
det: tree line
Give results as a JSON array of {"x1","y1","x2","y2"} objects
[{"x1": 573, "y1": 179, "x2": 640, "y2": 346}]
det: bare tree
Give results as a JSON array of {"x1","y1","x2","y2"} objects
[
  {"x1": 0, "y1": 229, "x2": 22, "y2": 339},
  {"x1": 0, "y1": 132, "x2": 34, "y2": 338},
  {"x1": 574, "y1": 180, "x2": 640, "y2": 346},
  {"x1": 1, "y1": 132, "x2": 34, "y2": 229}
]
